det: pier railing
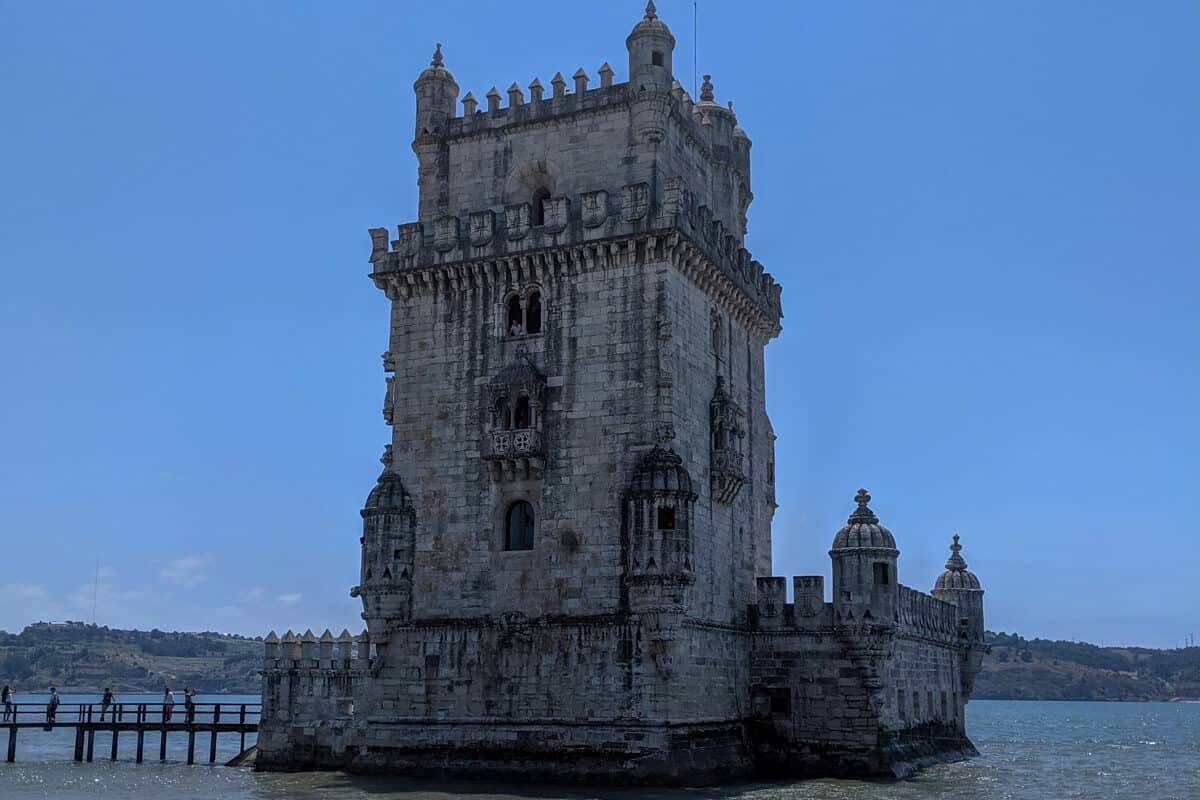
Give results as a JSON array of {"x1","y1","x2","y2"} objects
[{"x1": 3, "y1": 701, "x2": 260, "y2": 764}]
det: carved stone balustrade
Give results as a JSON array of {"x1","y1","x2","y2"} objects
[{"x1": 484, "y1": 428, "x2": 545, "y2": 480}]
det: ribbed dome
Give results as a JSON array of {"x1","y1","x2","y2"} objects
[
  {"x1": 831, "y1": 489, "x2": 898, "y2": 551},
  {"x1": 362, "y1": 445, "x2": 412, "y2": 514},
  {"x1": 934, "y1": 535, "x2": 982, "y2": 591},
  {"x1": 415, "y1": 43, "x2": 457, "y2": 85},
  {"x1": 627, "y1": 2, "x2": 675, "y2": 47},
  {"x1": 631, "y1": 446, "x2": 694, "y2": 496}
]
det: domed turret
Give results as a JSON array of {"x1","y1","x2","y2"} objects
[
  {"x1": 626, "y1": 1, "x2": 675, "y2": 92},
  {"x1": 934, "y1": 535, "x2": 981, "y2": 591},
  {"x1": 831, "y1": 489, "x2": 898, "y2": 551},
  {"x1": 413, "y1": 42, "x2": 459, "y2": 141},
  {"x1": 631, "y1": 445, "x2": 694, "y2": 496},
  {"x1": 354, "y1": 445, "x2": 417, "y2": 639},
  {"x1": 932, "y1": 534, "x2": 985, "y2": 642},
  {"x1": 362, "y1": 445, "x2": 413, "y2": 514},
  {"x1": 623, "y1": 443, "x2": 696, "y2": 609},
  {"x1": 829, "y1": 489, "x2": 900, "y2": 625}
]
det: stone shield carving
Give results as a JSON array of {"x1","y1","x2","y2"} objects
[
  {"x1": 582, "y1": 190, "x2": 608, "y2": 228},
  {"x1": 622, "y1": 183, "x2": 650, "y2": 222},
  {"x1": 469, "y1": 210, "x2": 495, "y2": 245}
]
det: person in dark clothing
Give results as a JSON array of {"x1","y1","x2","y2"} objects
[
  {"x1": 45, "y1": 687, "x2": 60, "y2": 729},
  {"x1": 100, "y1": 687, "x2": 115, "y2": 721},
  {"x1": 2, "y1": 685, "x2": 12, "y2": 722},
  {"x1": 184, "y1": 688, "x2": 196, "y2": 724}
]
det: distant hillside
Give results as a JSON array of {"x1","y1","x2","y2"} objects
[
  {"x1": 0, "y1": 622, "x2": 261, "y2": 694},
  {"x1": 3, "y1": 622, "x2": 1199, "y2": 701},
  {"x1": 976, "y1": 631, "x2": 1200, "y2": 701}
]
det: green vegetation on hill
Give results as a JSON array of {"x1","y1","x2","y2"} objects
[
  {"x1": 976, "y1": 631, "x2": 1200, "y2": 701},
  {"x1": 0, "y1": 622, "x2": 261, "y2": 694},
  {"x1": 4, "y1": 622, "x2": 1199, "y2": 701}
]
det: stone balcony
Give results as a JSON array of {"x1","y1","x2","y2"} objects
[{"x1": 484, "y1": 428, "x2": 545, "y2": 481}]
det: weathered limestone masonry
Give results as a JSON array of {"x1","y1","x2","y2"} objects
[{"x1": 257, "y1": 2, "x2": 988, "y2": 783}]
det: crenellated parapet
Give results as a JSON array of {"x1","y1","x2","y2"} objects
[
  {"x1": 367, "y1": 177, "x2": 783, "y2": 337},
  {"x1": 896, "y1": 585, "x2": 963, "y2": 644},
  {"x1": 259, "y1": 629, "x2": 370, "y2": 722}
]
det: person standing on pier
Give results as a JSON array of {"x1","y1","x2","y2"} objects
[
  {"x1": 2, "y1": 685, "x2": 12, "y2": 722},
  {"x1": 162, "y1": 687, "x2": 175, "y2": 722},
  {"x1": 100, "y1": 687, "x2": 115, "y2": 721},
  {"x1": 44, "y1": 686, "x2": 59, "y2": 728},
  {"x1": 184, "y1": 687, "x2": 195, "y2": 723}
]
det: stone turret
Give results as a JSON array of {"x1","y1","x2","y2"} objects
[
  {"x1": 623, "y1": 441, "x2": 697, "y2": 612},
  {"x1": 626, "y1": 1, "x2": 675, "y2": 92},
  {"x1": 350, "y1": 445, "x2": 416, "y2": 644},
  {"x1": 830, "y1": 489, "x2": 900, "y2": 625},
  {"x1": 412, "y1": 43, "x2": 459, "y2": 220},
  {"x1": 932, "y1": 534, "x2": 985, "y2": 643},
  {"x1": 413, "y1": 42, "x2": 458, "y2": 140}
]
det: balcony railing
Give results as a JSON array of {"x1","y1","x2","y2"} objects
[{"x1": 485, "y1": 428, "x2": 544, "y2": 460}]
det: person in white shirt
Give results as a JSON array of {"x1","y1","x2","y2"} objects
[{"x1": 162, "y1": 687, "x2": 175, "y2": 722}]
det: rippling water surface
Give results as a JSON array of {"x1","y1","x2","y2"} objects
[{"x1": 2, "y1": 698, "x2": 1198, "y2": 799}]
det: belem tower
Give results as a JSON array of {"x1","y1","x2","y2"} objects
[{"x1": 257, "y1": 3, "x2": 988, "y2": 783}]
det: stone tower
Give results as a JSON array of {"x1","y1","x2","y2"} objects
[
  {"x1": 362, "y1": 1, "x2": 781, "y2": 638},
  {"x1": 257, "y1": 3, "x2": 988, "y2": 783}
]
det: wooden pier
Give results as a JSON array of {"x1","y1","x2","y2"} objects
[{"x1": 3, "y1": 702, "x2": 259, "y2": 764}]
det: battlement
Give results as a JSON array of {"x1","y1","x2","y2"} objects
[
  {"x1": 444, "y1": 69, "x2": 744, "y2": 164},
  {"x1": 367, "y1": 176, "x2": 782, "y2": 332},
  {"x1": 750, "y1": 577, "x2": 967, "y2": 646},
  {"x1": 262, "y1": 628, "x2": 370, "y2": 673},
  {"x1": 751, "y1": 575, "x2": 833, "y2": 630},
  {"x1": 896, "y1": 585, "x2": 964, "y2": 643}
]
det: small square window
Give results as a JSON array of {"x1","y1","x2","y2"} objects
[
  {"x1": 657, "y1": 507, "x2": 675, "y2": 530},
  {"x1": 873, "y1": 562, "x2": 890, "y2": 585},
  {"x1": 652, "y1": 51, "x2": 664, "y2": 67}
]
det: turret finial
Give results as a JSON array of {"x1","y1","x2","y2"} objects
[
  {"x1": 700, "y1": 74, "x2": 714, "y2": 102},
  {"x1": 644, "y1": 0, "x2": 658, "y2": 20},
  {"x1": 847, "y1": 488, "x2": 880, "y2": 525},
  {"x1": 945, "y1": 533, "x2": 968, "y2": 571},
  {"x1": 431, "y1": 42, "x2": 444, "y2": 67}
]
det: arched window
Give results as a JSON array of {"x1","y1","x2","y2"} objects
[
  {"x1": 525, "y1": 291, "x2": 542, "y2": 335},
  {"x1": 505, "y1": 500, "x2": 535, "y2": 551},
  {"x1": 507, "y1": 295, "x2": 524, "y2": 336},
  {"x1": 532, "y1": 188, "x2": 550, "y2": 226},
  {"x1": 514, "y1": 396, "x2": 531, "y2": 429}
]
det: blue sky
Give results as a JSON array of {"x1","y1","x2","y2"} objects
[{"x1": 1, "y1": 1, "x2": 1196, "y2": 648}]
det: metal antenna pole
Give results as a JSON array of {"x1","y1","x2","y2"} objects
[
  {"x1": 92, "y1": 558, "x2": 99, "y2": 625},
  {"x1": 694, "y1": 1, "x2": 698, "y2": 97}
]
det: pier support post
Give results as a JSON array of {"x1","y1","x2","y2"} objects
[
  {"x1": 159, "y1": 729, "x2": 167, "y2": 761},
  {"x1": 136, "y1": 729, "x2": 145, "y2": 763},
  {"x1": 187, "y1": 728, "x2": 195, "y2": 765},
  {"x1": 74, "y1": 728, "x2": 84, "y2": 761},
  {"x1": 86, "y1": 729, "x2": 95, "y2": 762},
  {"x1": 209, "y1": 704, "x2": 220, "y2": 763},
  {"x1": 111, "y1": 727, "x2": 119, "y2": 761},
  {"x1": 6, "y1": 726, "x2": 15, "y2": 763}
]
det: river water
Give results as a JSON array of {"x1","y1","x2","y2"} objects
[{"x1": 1, "y1": 696, "x2": 1197, "y2": 799}]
